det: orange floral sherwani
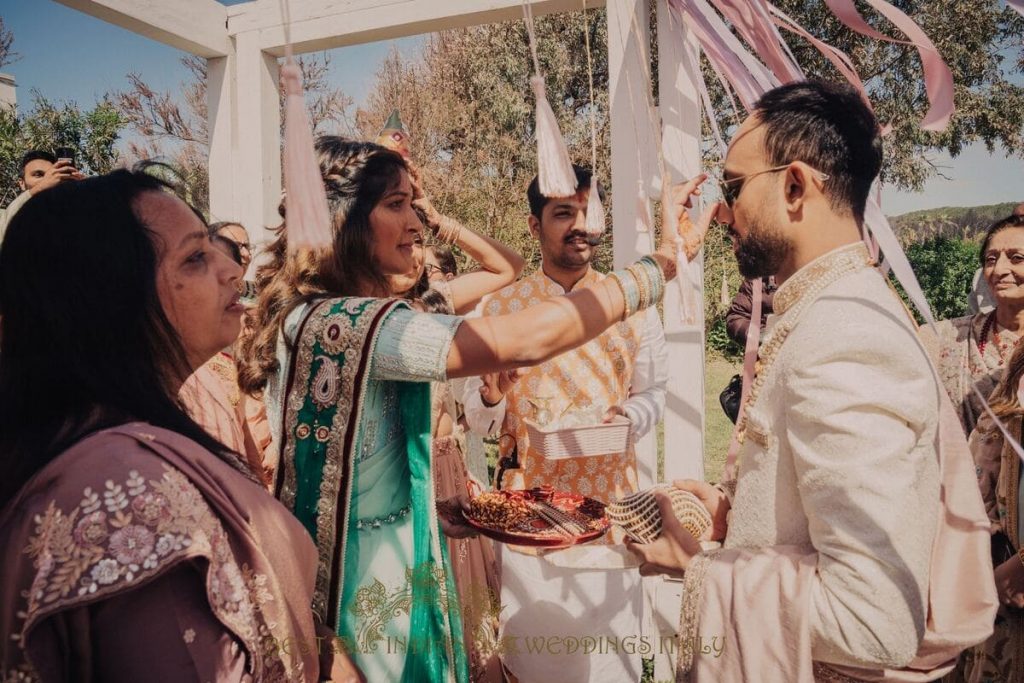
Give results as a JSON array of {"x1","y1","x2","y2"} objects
[
  {"x1": 462, "y1": 267, "x2": 668, "y2": 683},
  {"x1": 488, "y1": 268, "x2": 642, "y2": 511}
]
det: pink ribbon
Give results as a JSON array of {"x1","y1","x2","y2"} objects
[
  {"x1": 823, "y1": 0, "x2": 954, "y2": 131},
  {"x1": 712, "y1": 0, "x2": 802, "y2": 83}
]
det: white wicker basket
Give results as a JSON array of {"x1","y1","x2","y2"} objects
[{"x1": 525, "y1": 415, "x2": 632, "y2": 460}]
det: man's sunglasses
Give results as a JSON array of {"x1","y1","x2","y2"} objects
[{"x1": 718, "y1": 165, "x2": 830, "y2": 208}]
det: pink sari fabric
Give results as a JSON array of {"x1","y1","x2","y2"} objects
[
  {"x1": 0, "y1": 424, "x2": 321, "y2": 681},
  {"x1": 180, "y1": 353, "x2": 271, "y2": 487}
]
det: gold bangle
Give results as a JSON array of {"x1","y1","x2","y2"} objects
[{"x1": 628, "y1": 263, "x2": 650, "y2": 311}]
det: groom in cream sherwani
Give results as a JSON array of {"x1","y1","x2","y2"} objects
[{"x1": 627, "y1": 80, "x2": 998, "y2": 682}]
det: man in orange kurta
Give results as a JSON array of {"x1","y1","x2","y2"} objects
[{"x1": 463, "y1": 166, "x2": 668, "y2": 683}]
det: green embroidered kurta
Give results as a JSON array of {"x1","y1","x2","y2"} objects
[{"x1": 266, "y1": 296, "x2": 469, "y2": 683}]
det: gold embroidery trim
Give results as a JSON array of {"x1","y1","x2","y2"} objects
[{"x1": 677, "y1": 549, "x2": 718, "y2": 679}]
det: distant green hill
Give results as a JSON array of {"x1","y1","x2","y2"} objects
[{"x1": 889, "y1": 202, "x2": 1019, "y2": 246}]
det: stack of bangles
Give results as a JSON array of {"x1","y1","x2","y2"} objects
[
  {"x1": 436, "y1": 215, "x2": 464, "y2": 244},
  {"x1": 607, "y1": 255, "x2": 666, "y2": 320}
]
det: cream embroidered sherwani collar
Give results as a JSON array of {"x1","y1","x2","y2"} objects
[{"x1": 771, "y1": 241, "x2": 872, "y2": 315}]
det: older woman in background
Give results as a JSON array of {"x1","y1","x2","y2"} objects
[
  {"x1": 933, "y1": 214, "x2": 1024, "y2": 434},
  {"x1": 958, "y1": 341, "x2": 1024, "y2": 681}
]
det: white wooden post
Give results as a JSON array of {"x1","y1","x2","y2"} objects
[
  {"x1": 608, "y1": 0, "x2": 658, "y2": 486},
  {"x1": 658, "y1": 0, "x2": 706, "y2": 484},
  {"x1": 206, "y1": 53, "x2": 236, "y2": 223},
  {"x1": 609, "y1": 0, "x2": 706, "y2": 677},
  {"x1": 233, "y1": 32, "x2": 282, "y2": 247},
  {"x1": 651, "y1": 4, "x2": 706, "y2": 679}
]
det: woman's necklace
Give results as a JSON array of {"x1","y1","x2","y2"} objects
[{"x1": 978, "y1": 310, "x2": 1019, "y2": 364}]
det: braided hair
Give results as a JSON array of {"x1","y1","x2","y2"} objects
[{"x1": 237, "y1": 137, "x2": 408, "y2": 394}]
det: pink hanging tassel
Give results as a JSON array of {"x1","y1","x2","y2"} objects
[
  {"x1": 281, "y1": 56, "x2": 333, "y2": 252},
  {"x1": 523, "y1": 2, "x2": 578, "y2": 198},
  {"x1": 719, "y1": 271, "x2": 730, "y2": 308}
]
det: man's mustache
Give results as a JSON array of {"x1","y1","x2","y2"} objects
[{"x1": 564, "y1": 230, "x2": 602, "y2": 247}]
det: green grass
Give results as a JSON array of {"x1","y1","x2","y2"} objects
[{"x1": 704, "y1": 356, "x2": 741, "y2": 483}]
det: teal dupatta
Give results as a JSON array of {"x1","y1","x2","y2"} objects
[{"x1": 275, "y1": 297, "x2": 468, "y2": 682}]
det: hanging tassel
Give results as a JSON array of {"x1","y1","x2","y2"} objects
[
  {"x1": 523, "y1": 1, "x2": 578, "y2": 198},
  {"x1": 530, "y1": 75, "x2": 578, "y2": 198},
  {"x1": 585, "y1": 178, "x2": 605, "y2": 236},
  {"x1": 720, "y1": 271, "x2": 730, "y2": 308},
  {"x1": 280, "y1": 58, "x2": 332, "y2": 252},
  {"x1": 278, "y1": 0, "x2": 332, "y2": 253}
]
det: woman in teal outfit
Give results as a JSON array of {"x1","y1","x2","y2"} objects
[{"x1": 238, "y1": 137, "x2": 707, "y2": 682}]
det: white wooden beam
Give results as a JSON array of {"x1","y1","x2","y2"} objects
[
  {"x1": 608, "y1": 0, "x2": 659, "y2": 491},
  {"x1": 54, "y1": 0, "x2": 231, "y2": 57},
  {"x1": 233, "y1": 32, "x2": 282, "y2": 248},
  {"x1": 228, "y1": 0, "x2": 607, "y2": 55}
]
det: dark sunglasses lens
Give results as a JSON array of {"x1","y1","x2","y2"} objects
[{"x1": 719, "y1": 182, "x2": 735, "y2": 207}]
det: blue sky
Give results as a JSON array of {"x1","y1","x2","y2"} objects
[{"x1": 2, "y1": 0, "x2": 1021, "y2": 216}]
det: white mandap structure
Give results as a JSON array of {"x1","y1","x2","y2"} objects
[{"x1": 47, "y1": 0, "x2": 855, "y2": 677}]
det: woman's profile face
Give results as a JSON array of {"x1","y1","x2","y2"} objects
[
  {"x1": 137, "y1": 191, "x2": 244, "y2": 372},
  {"x1": 984, "y1": 227, "x2": 1024, "y2": 308},
  {"x1": 368, "y1": 170, "x2": 424, "y2": 284}
]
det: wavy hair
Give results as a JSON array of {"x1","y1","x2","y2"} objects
[{"x1": 237, "y1": 137, "x2": 408, "y2": 394}]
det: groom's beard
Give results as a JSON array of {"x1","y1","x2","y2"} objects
[{"x1": 734, "y1": 216, "x2": 790, "y2": 280}]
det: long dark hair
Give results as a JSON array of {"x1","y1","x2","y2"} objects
[
  {"x1": 0, "y1": 166, "x2": 233, "y2": 507},
  {"x1": 237, "y1": 137, "x2": 408, "y2": 394}
]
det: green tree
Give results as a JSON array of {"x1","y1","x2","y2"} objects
[
  {"x1": 0, "y1": 17, "x2": 18, "y2": 70},
  {"x1": 0, "y1": 93, "x2": 123, "y2": 206},
  {"x1": 113, "y1": 54, "x2": 352, "y2": 216},
  {"x1": 898, "y1": 237, "x2": 980, "y2": 322}
]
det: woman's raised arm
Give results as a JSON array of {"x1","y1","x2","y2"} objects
[{"x1": 411, "y1": 166, "x2": 526, "y2": 314}]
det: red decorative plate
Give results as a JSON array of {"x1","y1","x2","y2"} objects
[{"x1": 463, "y1": 487, "x2": 609, "y2": 548}]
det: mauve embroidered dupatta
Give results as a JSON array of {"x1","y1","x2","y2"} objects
[{"x1": 0, "y1": 424, "x2": 321, "y2": 682}]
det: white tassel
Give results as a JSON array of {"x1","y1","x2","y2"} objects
[
  {"x1": 585, "y1": 179, "x2": 605, "y2": 236},
  {"x1": 531, "y1": 75, "x2": 578, "y2": 198}
]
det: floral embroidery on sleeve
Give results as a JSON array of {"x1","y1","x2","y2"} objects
[{"x1": 8, "y1": 465, "x2": 302, "y2": 681}]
